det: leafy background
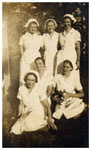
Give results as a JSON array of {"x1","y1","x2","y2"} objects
[{"x1": 2, "y1": 2, "x2": 89, "y2": 147}]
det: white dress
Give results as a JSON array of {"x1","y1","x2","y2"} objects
[
  {"x1": 53, "y1": 71, "x2": 85, "y2": 119},
  {"x1": 10, "y1": 84, "x2": 47, "y2": 135},
  {"x1": 38, "y1": 69, "x2": 54, "y2": 105},
  {"x1": 43, "y1": 31, "x2": 59, "y2": 75},
  {"x1": 19, "y1": 32, "x2": 43, "y2": 83},
  {"x1": 55, "y1": 28, "x2": 81, "y2": 74}
]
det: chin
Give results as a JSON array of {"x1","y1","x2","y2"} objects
[{"x1": 63, "y1": 71, "x2": 67, "y2": 74}]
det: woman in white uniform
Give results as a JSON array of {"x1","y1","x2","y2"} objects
[
  {"x1": 54, "y1": 14, "x2": 81, "y2": 75},
  {"x1": 43, "y1": 19, "x2": 59, "y2": 76},
  {"x1": 19, "y1": 19, "x2": 43, "y2": 85},
  {"x1": 10, "y1": 72, "x2": 57, "y2": 135},
  {"x1": 35, "y1": 57, "x2": 54, "y2": 108},
  {"x1": 52, "y1": 60, "x2": 86, "y2": 120}
]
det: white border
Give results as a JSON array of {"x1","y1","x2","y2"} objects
[{"x1": 0, "y1": 0, "x2": 90, "y2": 150}]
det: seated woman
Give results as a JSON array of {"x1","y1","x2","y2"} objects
[
  {"x1": 51, "y1": 60, "x2": 86, "y2": 119},
  {"x1": 35, "y1": 57, "x2": 54, "y2": 119},
  {"x1": 10, "y1": 72, "x2": 57, "y2": 135},
  {"x1": 35, "y1": 57, "x2": 54, "y2": 103}
]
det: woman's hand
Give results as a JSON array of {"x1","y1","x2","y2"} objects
[
  {"x1": 53, "y1": 95, "x2": 60, "y2": 104},
  {"x1": 48, "y1": 118, "x2": 57, "y2": 130},
  {"x1": 62, "y1": 92, "x2": 71, "y2": 99},
  {"x1": 62, "y1": 90, "x2": 84, "y2": 99}
]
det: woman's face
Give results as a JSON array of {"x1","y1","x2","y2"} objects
[
  {"x1": 26, "y1": 74, "x2": 36, "y2": 89},
  {"x1": 63, "y1": 62, "x2": 72, "y2": 74},
  {"x1": 35, "y1": 59, "x2": 45, "y2": 72},
  {"x1": 47, "y1": 21, "x2": 55, "y2": 33},
  {"x1": 28, "y1": 23, "x2": 37, "y2": 34},
  {"x1": 64, "y1": 18, "x2": 72, "y2": 29}
]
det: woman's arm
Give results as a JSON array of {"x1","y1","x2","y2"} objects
[
  {"x1": 46, "y1": 85, "x2": 54, "y2": 97},
  {"x1": 75, "y1": 41, "x2": 81, "y2": 69},
  {"x1": 39, "y1": 47, "x2": 45, "y2": 59},
  {"x1": 53, "y1": 52, "x2": 59, "y2": 76},
  {"x1": 19, "y1": 45, "x2": 24, "y2": 56},
  {"x1": 41, "y1": 98, "x2": 57, "y2": 130},
  {"x1": 18, "y1": 100, "x2": 24, "y2": 117},
  {"x1": 62, "y1": 89, "x2": 84, "y2": 99}
]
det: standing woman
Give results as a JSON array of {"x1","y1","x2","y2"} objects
[
  {"x1": 19, "y1": 19, "x2": 43, "y2": 85},
  {"x1": 55, "y1": 14, "x2": 81, "y2": 75},
  {"x1": 43, "y1": 19, "x2": 59, "y2": 76}
]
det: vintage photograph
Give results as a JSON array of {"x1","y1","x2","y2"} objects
[{"x1": 2, "y1": 2, "x2": 89, "y2": 148}]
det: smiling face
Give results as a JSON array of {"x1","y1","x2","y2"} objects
[
  {"x1": 28, "y1": 22, "x2": 37, "y2": 34},
  {"x1": 35, "y1": 59, "x2": 45, "y2": 72},
  {"x1": 25, "y1": 74, "x2": 36, "y2": 89},
  {"x1": 64, "y1": 17, "x2": 72, "y2": 29},
  {"x1": 47, "y1": 21, "x2": 55, "y2": 33},
  {"x1": 63, "y1": 62, "x2": 72, "y2": 74}
]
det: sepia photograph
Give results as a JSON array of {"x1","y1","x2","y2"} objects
[{"x1": 2, "y1": 1, "x2": 89, "y2": 148}]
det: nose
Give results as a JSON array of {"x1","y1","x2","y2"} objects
[
  {"x1": 37, "y1": 64, "x2": 40, "y2": 68},
  {"x1": 65, "y1": 22, "x2": 68, "y2": 25},
  {"x1": 63, "y1": 67, "x2": 67, "y2": 71}
]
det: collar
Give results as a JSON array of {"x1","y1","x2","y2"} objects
[
  {"x1": 26, "y1": 32, "x2": 37, "y2": 37},
  {"x1": 39, "y1": 68, "x2": 47, "y2": 80},
  {"x1": 63, "y1": 28, "x2": 74, "y2": 36},
  {"x1": 46, "y1": 31, "x2": 56, "y2": 39}
]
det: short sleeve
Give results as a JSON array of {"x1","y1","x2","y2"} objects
[
  {"x1": 40, "y1": 92, "x2": 47, "y2": 101},
  {"x1": 17, "y1": 88, "x2": 22, "y2": 100},
  {"x1": 39, "y1": 88, "x2": 47, "y2": 101},
  {"x1": 35, "y1": 83, "x2": 46, "y2": 101},
  {"x1": 54, "y1": 75, "x2": 63, "y2": 89},
  {"x1": 74, "y1": 71, "x2": 83, "y2": 91},
  {"x1": 47, "y1": 75, "x2": 54, "y2": 86},
  {"x1": 19, "y1": 35, "x2": 24, "y2": 46},
  {"x1": 75, "y1": 30, "x2": 81, "y2": 43}
]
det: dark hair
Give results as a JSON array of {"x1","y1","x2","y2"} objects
[
  {"x1": 35, "y1": 57, "x2": 45, "y2": 65},
  {"x1": 24, "y1": 72, "x2": 38, "y2": 83},
  {"x1": 63, "y1": 16, "x2": 74, "y2": 27},
  {"x1": 63, "y1": 60, "x2": 73, "y2": 71}
]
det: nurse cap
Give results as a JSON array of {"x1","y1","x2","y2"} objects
[
  {"x1": 45, "y1": 18, "x2": 57, "y2": 29},
  {"x1": 63, "y1": 14, "x2": 77, "y2": 23},
  {"x1": 24, "y1": 18, "x2": 39, "y2": 28}
]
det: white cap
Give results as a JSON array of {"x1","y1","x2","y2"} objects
[
  {"x1": 24, "y1": 18, "x2": 39, "y2": 28},
  {"x1": 63, "y1": 14, "x2": 76, "y2": 23},
  {"x1": 44, "y1": 18, "x2": 57, "y2": 29}
]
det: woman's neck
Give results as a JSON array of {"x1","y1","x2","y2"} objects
[
  {"x1": 28, "y1": 31, "x2": 35, "y2": 35},
  {"x1": 63, "y1": 71, "x2": 71, "y2": 79},
  {"x1": 39, "y1": 68, "x2": 45, "y2": 79},
  {"x1": 28, "y1": 88, "x2": 32, "y2": 93},
  {"x1": 65, "y1": 27, "x2": 71, "y2": 34},
  {"x1": 26, "y1": 86, "x2": 34, "y2": 93},
  {"x1": 48, "y1": 31, "x2": 54, "y2": 37},
  {"x1": 25, "y1": 83, "x2": 34, "y2": 93}
]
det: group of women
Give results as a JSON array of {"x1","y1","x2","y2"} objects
[{"x1": 10, "y1": 14, "x2": 86, "y2": 135}]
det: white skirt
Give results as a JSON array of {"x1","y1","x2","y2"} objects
[
  {"x1": 53, "y1": 98, "x2": 85, "y2": 119},
  {"x1": 20, "y1": 50, "x2": 40, "y2": 84},
  {"x1": 10, "y1": 107, "x2": 47, "y2": 135}
]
